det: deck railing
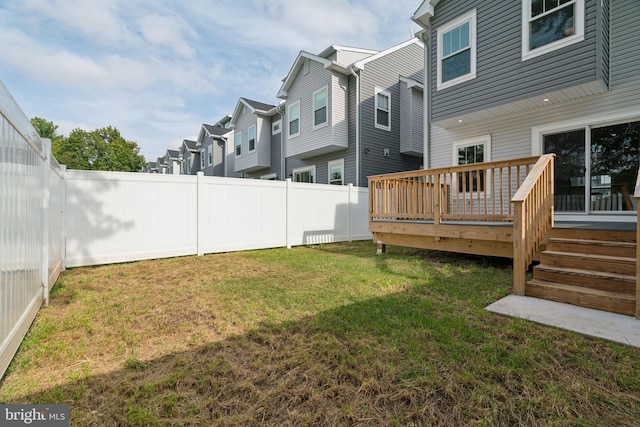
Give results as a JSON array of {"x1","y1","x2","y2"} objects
[
  {"x1": 511, "y1": 154, "x2": 555, "y2": 294},
  {"x1": 634, "y1": 167, "x2": 640, "y2": 318},
  {"x1": 369, "y1": 156, "x2": 541, "y2": 223}
]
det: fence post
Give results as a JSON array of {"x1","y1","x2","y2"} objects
[
  {"x1": 348, "y1": 184, "x2": 353, "y2": 242},
  {"x1": 41, "y1": 138, "x2": 52, "y2": 306},
  {"x1": 197, "y1": 172, "x2": 204, "y2": 256},
  {"x1": 286, "y1": 178, "x2": 292, "y2": 249},
  {"x1": 61, "y1": 165, "x2": 67, "y2": 272}
]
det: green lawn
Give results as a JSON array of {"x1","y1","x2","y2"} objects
[{"x1": 1, "y1": 241, "x2": 638, "y2": 426}]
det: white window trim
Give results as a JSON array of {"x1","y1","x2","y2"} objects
[
  {"x1": 260, "y1": 172, "x2": 277, "y2": 180},
  {"x1": 288, "y1": 100, "x2": 300, "y2": 138},
  {"x1": 313, "y1": 86, "x2": 329, "y2": 129},
  {"x1": 292, "y1": 165, "x2": 316, "y2": 183},
  {"x1": 521, "y1": 0, "x2": 584, "y2": 61},
  {"x1": 235, "y1": 131, "x2": 242, "y2": 158},
  {"x1": 452, "y1": 134, "x2": 491, "y2": 196},
  {"x1": 437, "y1": 9, "x2": 477, "y2": 91},
  {"x1": 374, "y1": 88, "x2": 391, "y2": 131},
  {"x1": 328, "y1": 159, "x2": 344, "y2": 185},
  {"x1": 272, "y1": 119, "x2": 282, "y2": 135},
  {"x1": 248, "y1": 124, "x2": 256, "y2": 154},
  {"x1": 200, "y1": 149, "x2": 205, "y2": 169}
]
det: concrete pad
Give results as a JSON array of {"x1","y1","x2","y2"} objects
[{"x1": 486, "y1": 295, "x2": 640, "y2": 348}]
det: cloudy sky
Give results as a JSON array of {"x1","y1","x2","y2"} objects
[{"x1": 0, "y1": 0, "x2": 423, "y2": 162}]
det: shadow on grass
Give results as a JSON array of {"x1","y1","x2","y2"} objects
[{"x1": 7, "y1": 270, "x2": 640, "y2": 426}]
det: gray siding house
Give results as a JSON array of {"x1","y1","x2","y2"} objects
[
  {"x1": 196, "y1": 124, "x2": 234, "y2": 177},
  {"x1": 163, "y1": 149, "x2": 181, "y2": 175},
  {"x1": 178, "y1": 139, "x2": 199, "y2": 175},
  {"x1": 412, "y1": 0, "x2": 638, "y2": 221},
  {"x1": 277, "y1": 39, "x2": 424, "y2": 186},
  {"x1": 230, "y1": 98, "x2": 284, "y2": 180}
]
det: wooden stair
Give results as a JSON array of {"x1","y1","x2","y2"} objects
[{"x1": 526, "y1": 228, "x2": 637, "y2": 316}]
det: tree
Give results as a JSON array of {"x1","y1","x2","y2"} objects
[
  {"x1": 30, "y1": 116, "x2": 63, "y2": 142},
  {"x1": 31, "y1": 117, "x2": 147, "y2": 172}
]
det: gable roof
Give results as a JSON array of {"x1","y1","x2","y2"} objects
[
  {"x1": 180, "y1": 139, "x2": 198, "y2": 153},
  {"x1": 197, "y1": 124, "x2": 233, "y2": 146},
  {"x1": 166, "y1": 149, "x2": 180, "y2": 160},
  {"x1": 230, "y1": 97, "x2": 277, "y2": 126},
  {"x1": 353, "y1": 38, "x2": 423, "y2": 71},
  {"x1": 277, "y1": 45, "x2": 377, "y2": 99},
  {"x1": 214, "y1": 115, "x2": 232, "y2": 128}
]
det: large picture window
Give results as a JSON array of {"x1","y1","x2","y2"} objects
[
  {"x1": 437, "y1": 10, "x2": 476, "y2": 90},
  {"x1": 288, "y1": 101, "x2": 300, "y2": 138},
  {"x1": 313, "y1": 87, "x2": 328, "y2": 127},
  {"x1": 522, "y1": 0, "x2": 584, "y2": 60}
]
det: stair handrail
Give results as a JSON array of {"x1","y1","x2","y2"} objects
[
  {"x1": 511, "y1": 154, "x2": 555, "y2": 295},
  {"x1": 634, "y1": 167, "x2": 640, "y2": 318}
]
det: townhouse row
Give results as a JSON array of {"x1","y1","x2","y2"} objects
[{"x1": 144, "y1": 38, "x2": 426, "y2": 187}]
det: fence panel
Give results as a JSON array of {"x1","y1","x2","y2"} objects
[
  {"x1": 48, "y1": 159, "x2": 65, "y2": 286},
  {"x1": 65, "y1": 171, "x2": 198, "y2": 267},
  {"x1": 287, "y1": 182, "x2": 352, "y2": 246},
  {"x1": 0, "y1": 82, "x2": 47, "y2": 379},
  {"x1": 198, "y1": 176, "x2": 288, "y2": 254}
]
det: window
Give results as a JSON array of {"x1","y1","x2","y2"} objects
[
  {"x1": 200, "y1": 149, "x2": 205, "y2": 169},
  {"x1": 288, "y1": 101, "x2": 300, "y2": 137},
  {"x1": 235, "y1": 131, "x2": 242, "y2": 157},
  {"x1": 453, "y1": 135, "x2": 491, "y2": 193},
  {"x1": 313, "y1": 86, "x2": 328, "y2": 128},
  {"x1": 293, "y1": 166, "x2": 315, "y2": 183},
  {"x1": 207, "y1": 145, "x2": 213, "y2": 166},
  {"x1": 328, "y1": 159, "x2": 344, "y2": 185},
  {"x1": 248, "y1": 125, "x2": 256, "y2": 153},
  {"x1": 272, "y1": 119, "x2": 282, "y2": 135},
  {"x1": 437, "y1": 9, "x2": 477, "y2": 90},
  {"x1": 522, "y1": 0, "x2": 584, "y2": 60},
  {"x1": 375, "y1": 89, "x2": 391, "y2": 130}
]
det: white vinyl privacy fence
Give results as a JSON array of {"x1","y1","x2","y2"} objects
[
  {"x1": 0, "y1": 82, "x2": 372, "y2": 379},
  {"x1": 65, "y1": 171, "x2": 371, "y2": 267},
  {"x1": 0, "y1": 83, "x2": 66, "y2": 379}
]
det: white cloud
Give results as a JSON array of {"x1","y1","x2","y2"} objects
[{"x1": 138, "y1": 14, "x2": 196, "y2": 58}]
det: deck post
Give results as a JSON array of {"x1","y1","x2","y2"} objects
[
  {"x1": 635, "y1": 170, "x2": 640, "y2": 319},
  {"x1": 636, "y1": 198, "x2": 640, "y2": 319},
  {"x1": 434, "y1": 174, "x2": 441, "y2": 225},
  {"x1": 513, "y1": 200, "x2": 526, "y2": 296}
]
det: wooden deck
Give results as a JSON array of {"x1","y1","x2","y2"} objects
[{"x1": 369, "y1": 155, "x2": 640, "y2": 318}]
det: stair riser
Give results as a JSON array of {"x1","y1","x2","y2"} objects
[
  {"x1": 533, "y1": 269, "x2": 635, "y2": 294},
  {"x1": 526, "y1": 285, "x2": 636, "y2": 316},
  {"x1": 546, "y1": 242, "x2": 636, "y2": 258},
  {"x1": 539, "y1": 254, "x2": 636, "y2": 275},
  {"x1": 549, "y1": 229, "x2": 636, "y2": 242}
]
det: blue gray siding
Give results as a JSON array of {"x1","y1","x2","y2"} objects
[
  {"x1": 428, "y1": 1, "x2": 639, "y2": 169},
  {"x1": 430, "y1": 0, "x2": 608, "y2": 123},
  {"x1": 234, "y1": 108, "x2": 272, "y2": 173}
]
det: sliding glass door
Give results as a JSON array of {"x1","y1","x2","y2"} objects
[{"x1": 543, "y1": 120, "x2": 640, "y2": 214}]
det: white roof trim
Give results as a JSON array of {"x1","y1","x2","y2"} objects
[
  {"x1": 353, "y1": 38, "x2": 423, "y2": 70},
  {"x1": 412, "y1": 0, "x2": 440, "y2": 28},
  {"x1": 318, "y1": 44, "x2": 378, "y2": 59},
  {"x1": 277, "y1": 50, "x2": 351, "y2": 98},
  {"x1": 399, "y1": 76, "x2": 424, "y2": 91}
]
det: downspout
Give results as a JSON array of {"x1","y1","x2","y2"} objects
[
  {"x1": 276, "y1": 103, "x2": 286, "y2": 181},
  {"x1": 419, "y1": 30, "x2": 431, "y2": 169},
  {"x1": 349, "y1": 66, "x2": 361, "y2": 186}
]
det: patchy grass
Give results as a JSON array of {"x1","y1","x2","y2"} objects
[{"x1": 1, "y1": 241, "x2": 639, "y2": 426}]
